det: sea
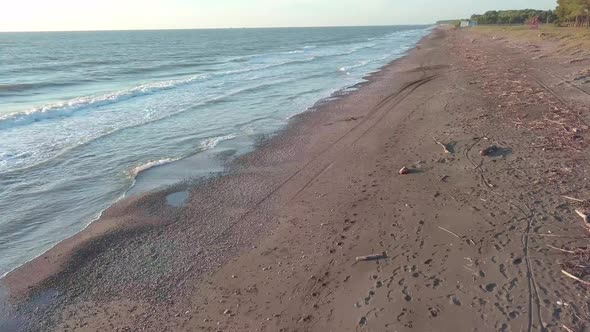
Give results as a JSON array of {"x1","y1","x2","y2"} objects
[{"x1": 0, "y1": 25, "x2": 431, "y2": 277}]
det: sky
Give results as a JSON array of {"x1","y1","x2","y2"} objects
[{"x1": 0, "y1": 0, "x2": 558, "y2": 32}]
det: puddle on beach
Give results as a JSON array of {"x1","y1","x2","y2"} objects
[{"x1": 166, "y1": 191, "x2": 189, "y2": 207}]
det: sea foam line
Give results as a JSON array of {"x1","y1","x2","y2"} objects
[
  {"x1": 0, "y1": 75, "x2": 208, "y2": 130},
  {"x1": 0, "y1": 36, "x2": 399, "y2": 131},
  {"x1": 128, "y1": 134, "x2": 236, "y2": 179}
]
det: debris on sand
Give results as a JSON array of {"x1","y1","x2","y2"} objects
[
  {"x1": 356, "y1": 253, "x2": 387, "y2": 262},
  {"x1": 552, "y1": 246, "x2": 590, "y2": 287},
  {"x1": 562, "y1": 269, "x2": 590, "y2": 286},
  {"x1": 479, "y1": 145, "x2": 498, "y2": 156},
  {"x1": 575, "y1": 209, "x2": 590, "y2": 228},
  {"x1": 399, "y1": 167, "x2": 410, "y2": 175},
  {"x1": 433, "y1": 138, "x2": 451, "y2": 154}
]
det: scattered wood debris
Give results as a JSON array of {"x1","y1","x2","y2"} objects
[{"x1": 555, "y1": 247, "x2": 590, "y2": 289}]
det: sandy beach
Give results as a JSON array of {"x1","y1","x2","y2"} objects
[{"x1": 2, "y1": 26, "x2": 590, "y2": 331}]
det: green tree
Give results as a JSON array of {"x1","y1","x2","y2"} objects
[
  {"x1": 556, "y1": 0, "x2": 590, "y2": 27},
  {"x1": 469, "y1": 9, "x2": 556, "y2": 25}
]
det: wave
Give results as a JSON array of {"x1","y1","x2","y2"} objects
[
  {"x1": 0, "y1": 76, "x2": 296, "y2": 176},
  {"x1": 0, "y1": 82, "x2": 78, "y2": 94},
  {"x1": 1, "y1": 57, "x2": 321, "y2": 131},
  {"x1": 338, "y1": 60, "x2": 370, "y2": 73},
  {"x1": 128, "y1": 158, "x2": 180, "y2": 178},
  {"x1": 0, "y1": 75, "x2": 208, "y2": 130},
  {"x1": 1, "y1": 35, "x2": 410, "y2": 131},
  {"x1": 127, "y1": 134, "x2": 236, "y2": 179},
  {"x1": 199, "y1": 134, "x2": 237, "y2": 150}
]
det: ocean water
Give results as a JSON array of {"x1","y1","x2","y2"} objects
[{"x1": 0, "y1": 26, "x2": 431, "y2": 277}]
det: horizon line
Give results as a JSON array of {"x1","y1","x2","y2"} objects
[{"x1": 0, "y1": 23, "x2": 435, "y2": 33}]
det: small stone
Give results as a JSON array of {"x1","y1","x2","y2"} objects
[
  {"x1": 399, "y1": 167, "x2": 410, "y2": 175},
  {"x1": 480, "y1": 145, "x2": 498, "y2": 156},
  {"x1": 359, "y1": 316, "x2": 368, "y2": 326},
  {"x1": 223, "y1": 309, "x2": 231, "y2": 315},
  {"x1": 485, "y1": 283, "x2": 497, "y2": 292}
]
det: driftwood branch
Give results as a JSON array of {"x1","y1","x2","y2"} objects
[
  {"x1": 433, "y1": 138, "x2": 451, "y2": 154},
  {"x1": 575, "y1": 209, "x2": 590, "y2": 224},
  {"x1": 356, "y1": 253, "x2": 387, "y2": 262},
  {"x1": 561, "y1": 269, "x2": 590, "y2": 286},
  {"x1": 563, "y1": 195, "x2": 585, "y2": 203},
  {"x1": 562, "y1": 324, "x2": 575, "y2": 332},
  {"x1": 546, "y1": 244, "x2": 575, "y2": 254},
  {"x1": 438, "y1": 226, "x2": 460, "y2": 238}
]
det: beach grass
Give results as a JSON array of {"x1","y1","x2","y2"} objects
[{"x1": 473, "y1": 25, "x2": 590, "y2": 58}]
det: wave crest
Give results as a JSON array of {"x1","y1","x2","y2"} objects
[
  {"x1": 0, "y1": 75, "x2": 207, "y2": 130},
  {"x1": 199, "y1": 134, "x2": 237, "y2": 150},
  {"x1": 128, "y1": 158, "x2": 180, "y2": 178}
]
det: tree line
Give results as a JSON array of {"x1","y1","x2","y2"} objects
[
  {"x1": 468, "y1": 2, "x2": 590, "y2": 28},
  {"x1": 556, "y1": 0, "x2": 590, "y2": 27},
  {"x1": 470, "y1": 10, "x2": 557, "y2": 25}
]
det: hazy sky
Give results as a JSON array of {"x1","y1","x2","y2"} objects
[{"x1": 0, "y1": 0, "x2": 558, "y2": 32}]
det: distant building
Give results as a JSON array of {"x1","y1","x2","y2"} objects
[{"x1": 460, "y1": 20, "x2": 478, "y2": 28}]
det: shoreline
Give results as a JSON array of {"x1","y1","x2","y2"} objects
[
  {"x1": 0, "y1": 28, "x2": 431, "y2": 290},
  {"x1": 0, "y1": 26, "x2": 433, "y2": 285},
  {"x1": 0, "y1": 28, "x2": 432, "y2": 284},
  {"x1": 3, "y1": 25, "x2": 590, "y2": 331}
]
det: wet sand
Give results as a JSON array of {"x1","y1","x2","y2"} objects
[{"x1": 2, "y1": 26, "x2": 590, "y2": 331}]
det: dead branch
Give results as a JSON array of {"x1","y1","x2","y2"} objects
[
  {"x1": 575, "y1": 209, "x2": 590, "y2": 224},
  {"x1": 562, "y1": 324, "x2": 575, "y2": 332},
  {"x1": 433, "y1": 138, "x2": 451, "y2": 154},
  {"x1": 561, "y1": 269, "x2": 590, "y2": 286},
  {"x1": 438, "y1": 226, "x2": 460, "y2": 238},
  {"x1": 356, "y1": 253, "x2": 387, "y2": 262},
  {"x1": 547, "y1": 244, "x2": 576, "y2": 254},
  {"x1": 562, "y1": 195, "x2": 585, "y2": 203}
]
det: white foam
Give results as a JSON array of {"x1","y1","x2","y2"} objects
[
  {"x1": 199, "y1": 134, "x2": 237, "y2": 151},
  {"x1": 0, "y1": 75, "x2": 208, "y2": 130},
  {"x1": 128, "y1": 158, "x2": 180, "y2": 178}
]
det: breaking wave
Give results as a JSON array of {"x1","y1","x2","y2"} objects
[
  {"x1": 0, "y1": 75, "x2": 210, "y2": 130},
  {"x1": 199, "y1": 134, "x2": 237, "y2": 150},
  {"x1": 128, "y1": 158, "x2": 180, "y2": 178}
]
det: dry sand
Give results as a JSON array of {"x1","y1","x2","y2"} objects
[{"x1": 2, "y1": 27, "x2": 590, "y2": 331}]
